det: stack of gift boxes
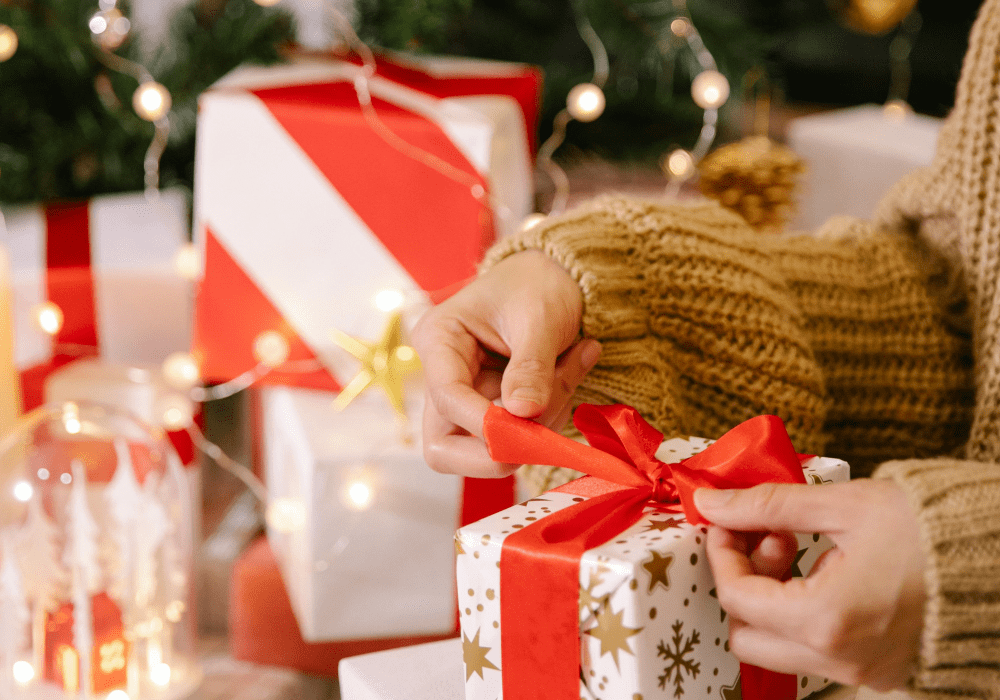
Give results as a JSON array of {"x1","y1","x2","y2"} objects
[{"x1": 190, "y1": 50, "x2": 542, "y2": 672}]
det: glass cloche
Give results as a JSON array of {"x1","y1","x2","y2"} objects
[{"x1": 0, "y1": 401, "x2": 199, "y2": 699}]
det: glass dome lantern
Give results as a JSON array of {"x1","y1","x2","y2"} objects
[{"x1": 0, "y1": 401, "x2": 199, "y2": 699}]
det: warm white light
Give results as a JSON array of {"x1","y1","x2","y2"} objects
[
  {"x1": 0, "y1": 25, "x2": 17, "y2": 62},
  {"x1": 159, "y1": 394, "x2": 194, "y2": 430},
  {"x1": 664, "y1": 148, "x2": 695, "y2": 180},
  {"x1": 254, "y1": 0, "x2": 283, "y2": 5},
  {"x1": 519, "y1": 213, "x2": 547, "y2": 232},
  {"x1": 670, "y1": 18, "x2": 690, "y2": 36},
  {"x1": 37, "y1": 468, "x2": 49, "y2": 480},
  {"x1": 89, "y1": 14, "x2": 108, "y2": 34},
  {"x1": 566, "y1": 83, "x2": 606, "y2": 122},
  {"x1": 266, "y1": 497, "x2": 306, "y2": 533},
  {"x1": 12, "y1": 660, "x2": 34, "y2": 685},
  {"x1": 162, "y1": 352, "x2": 200, "y2": 390},
  {"x1": 395, "y1": 345, "x2": 416, "y2": 362},
  {"x1": 63, "y1": 403, "x2": 82, "y2": 436},
  {"x1": 173, "y1": 243, "x2": 202, "y2": 280},
  {"x1": 374, "y1": 289, "x2": 405, "y2": 312},
  {"x1": 253, "y1": 331, "x2": 290, "y2": 368},
  {"x1": 346, "y1": 480, "x2": 373, "y2": 510},
  {"x1": 165, "y1": 600, "x2": 185, "y2": 623},
  {"x1": 691, "y1": 70, "x2": 730, "y2": 110},
  {"x1": 132, "y1": 82, "x2": 171, "y2": 122},
  {"x1": 150, "y1": 663, "x2": 171, "y2": 687},
  {"x1": 60, "y1": 473, "x2": 72, "y2": 485},
  {"x1": 107, "y1": 691, "x2": 130, "y2": 700},
  {"x1": 13, "y1": 481, "x2": 33, "y2": 503},
  {"x1": 34, "y1": 301, "x2": 64, "y2": 335}
]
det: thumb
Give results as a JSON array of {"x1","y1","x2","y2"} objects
[
  {"x1": 693, "y1": 482, "x2": 850, "y2": 535},
  {"x1": 500, "y1": 328, "x2": 564, "y2": 418}
]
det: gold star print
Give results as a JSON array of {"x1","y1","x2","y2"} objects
[
  {"x1": 585, "y1": 603, "x2": 642, "y2": 669},
  {"x1": 721, "y1": 673, "x2": 742, "y2": 700},
  {"x1": 809, "y1": 473, "x2": 832, "y2": 486},
  {"x1": 454, "y1": 534, "x2": 465, "y2": 556},
  {"x1": 463, "y1": 629, "x2": 499, "y2": 681},
  {"x1": 789, "y1": 548, "x2": 808, "y2": 578},
  {"x1": 642, "y1": 550, "x2": 674, "y2": 593},
  {"x1": 579, "y1": 570, "x2": 608, "y2": 615},
  {"x1": 644, "y1": 517, "x2": 686, "y2": 532},
  {"x1": 330, "y1": 311, "x2": 421, "y2": 417}
]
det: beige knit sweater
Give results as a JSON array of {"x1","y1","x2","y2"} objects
[{"x1": 481, "y1": 0, "x2": 1000, "y2": 695}]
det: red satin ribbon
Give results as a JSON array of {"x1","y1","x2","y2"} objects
[{"x1": 483, "y1": 403, "x2": 805, "y2": 700}]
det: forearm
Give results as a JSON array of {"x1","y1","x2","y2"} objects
[{"x1": 875, "y1": 458, "x2": 1000, "y2": 699}]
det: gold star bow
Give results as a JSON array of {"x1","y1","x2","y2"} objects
[{"x1": 330, "y1": 311, "x2": 421, "y2": 417}]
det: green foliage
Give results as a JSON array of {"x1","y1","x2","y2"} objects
[
  {"x1": 358, "y1": 0, "x2": 772, "y2": 162},
  {"x1": 0, "y1": 0, "x2": 294, "y2": 204},
  {"x1": 354, "y1": 0, "x2": 474, "y2": 53}
]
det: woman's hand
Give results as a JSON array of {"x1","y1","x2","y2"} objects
[
  {"x1": 411, "y1": 250, "x2": 601, "y2": 478},
  {"x1": 698, "y1": 479, "x2": 926, "y2": 691}
]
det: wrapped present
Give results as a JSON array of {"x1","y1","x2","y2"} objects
[
  {"x1": 456, "y1": 404, "x2": 850, "y2": 700},
  {"x1": 787, "y1": 104, "x2": 941, "y2": 230},
  {"x1": 258, "y1": 385, "x2": 513, "y2": 643},
  {"x1": 1, "y1": 189, "x2": 194, "y2": 410},
  {"x1": 193, "y1": 51, "x2": 541, "y2": 391}
]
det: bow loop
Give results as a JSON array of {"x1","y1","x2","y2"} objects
[{"x1": 573, "y1": 403, "x2": 664, "y2": 477}]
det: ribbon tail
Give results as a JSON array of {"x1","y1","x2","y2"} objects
[
  {"x1": 484, "y1": 405, "x2": 648, "y2": 488},
  {"x1": 740, "y1": 662, "x2": 798, "y2": 700}
]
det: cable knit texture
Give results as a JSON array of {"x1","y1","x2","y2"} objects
[{"x1": 482, "y1": 0, "x2": 1000, "y2": 694}]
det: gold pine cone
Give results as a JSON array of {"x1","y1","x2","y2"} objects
[{"x1": 698, "y1": 136, "x2": 805, "y2": 232}]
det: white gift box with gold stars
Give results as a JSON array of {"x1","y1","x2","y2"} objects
[{"x1": 455, "y1": 435, "x2": 849, "y2": 700}]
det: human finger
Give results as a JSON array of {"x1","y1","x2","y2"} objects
[
  {"x1": 532, "y1": 340, "x2": 602, "y2": 428},
  {"x1": 499, "y1": 315, "x2": 575, "y2": 419},
  {"x1": 694, "y1": 483, "x2": 856, "y2": 536},
  {"x1": 749, "y1": 531, "x2": 799, "y2": 579},
  {"x1": 706, "y1": 525, "x2": 815, "y2": 637},
  {"x1": 727, "y1": 618, "x2": 840, "y2": 680},
  {"x1": 422, "y1": 401, "x2": 519, "y2": 478}
]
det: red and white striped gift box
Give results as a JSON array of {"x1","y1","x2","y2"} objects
[{"x1": 192, "y1": 51, "x2": 541, "y2": 392}]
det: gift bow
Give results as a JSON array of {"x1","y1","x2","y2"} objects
[{"x1": 483, "y1": 403, "x2": 805, "y2": 700}]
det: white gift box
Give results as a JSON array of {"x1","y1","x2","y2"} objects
[
  {"x1": 339, "y1": 638, "x2": 466, "y2": 700},
  {"x1": 1, "y1": 189, "x2": 192, "y2": 376},
  {"x1": 193, "y1": 52, "x2": 539, "y2": 391},
  {"x1": 787, "y1": 104, "x2": 941, "y2": 230},
  {"x1": 456, "y1": 434, "x2": 849, "y2": 700},
  {"x1": 260, "y1": 384, "x2": 463, "y2": 642}
]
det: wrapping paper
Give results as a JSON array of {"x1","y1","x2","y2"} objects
[
  {"x1": 260, "y1": 385, "x2": 513, "y2": 642},
  {"x1": 1, "y1": 190, "x2": 193, "y2": 411},
  {"x1": 193, "y1": 51, "x2": 541, "y2": 391},
  {"x1": 456, "y1": 434, "x2": 849, "y2": 700}
]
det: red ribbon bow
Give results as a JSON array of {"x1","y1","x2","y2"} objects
[{"x1": 483, "y1": 403, "x2": 805, "y2": 700}]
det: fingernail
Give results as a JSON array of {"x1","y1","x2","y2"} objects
[
  {"x1": 694, "y1": 488, "x2": 735, "y2": 511},
  {"x1": 580, "y1": 340, "x2": 602, "y2": 370},
  {"x1": 510, "y1": 387, "x2": 543, "y2": 407}
]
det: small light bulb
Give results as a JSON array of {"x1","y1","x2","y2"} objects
[
  {"x1": 60, "y1": 472, "x2": 72, "y2": 485},
  {"x1": 158, "y1": 394, "x2": 194, "y2": 430},
  {"x1": 162, "y1": 352, "x2": 200, "y2": 390},
  {"x1": 566, "y1": 83, "x2": 606, "y2": 122},
  {"x1": 0, "y1": 25, "x2": 15, "y2": 62},
  {"x1": 253, "y1": 331, "x2": 290, "y2": 368},
  {"x1": 670, "y1": 18, "x2": 690, "y2": 36},
  {"x1": 519, "y1": 213, "x2": 547, "y2": 232},
  {"x1": 346, "y1": 480, "x2": 373, "y2": 510},
  {"x1": 33, "y1": 301, "x2": 64, "y2": 336},
  {"x1": 266, "y1": 497, "x2": 306, "y2": 533},
  {"x1": 165, "y1": 600, "x2": 185, "y2": 623},
  {"x1": 395, "y1": 345, "x2": 416, "y2": 362},
  {"x1": 664, "y1": 148, "x2": 695, "y2": 180},
  {"x1": 691, "y1": 70, "x2": 730, "y2": 110},
  {"x1": 89, "y1": 14, "x2": 109, "y2": 34},
  {"x1": 37, "y1": 468, "x2": 49, "y2": 481},
  {"x1": 173, "y1": 243, "x2": 202, "y2": 280},
  {"x1": 150, "y1": 663, "x2": 171, "y2": 686},
  {"x1": 374, "y1": 289, "x2": 405, "y2": 312},
  {"x1": 107, "y1": 691, "x2": 130, "y2": 700},
  {"x1": 13, "y1": 481, "x2": 33, "y2": 503},
  {"x1": 253, "y1": 0, "x2": 283, "y2": 5},
  {"x1": 132, "y1": 82, "x2": 171, "y2": 122},
  {"x1": 12, "y1": 660, "x2": 34, "y2": 685}
]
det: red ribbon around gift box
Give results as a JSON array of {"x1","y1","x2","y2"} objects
[{"x1": 483, "y1": 403, "x2": 806, "y2": 700}]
